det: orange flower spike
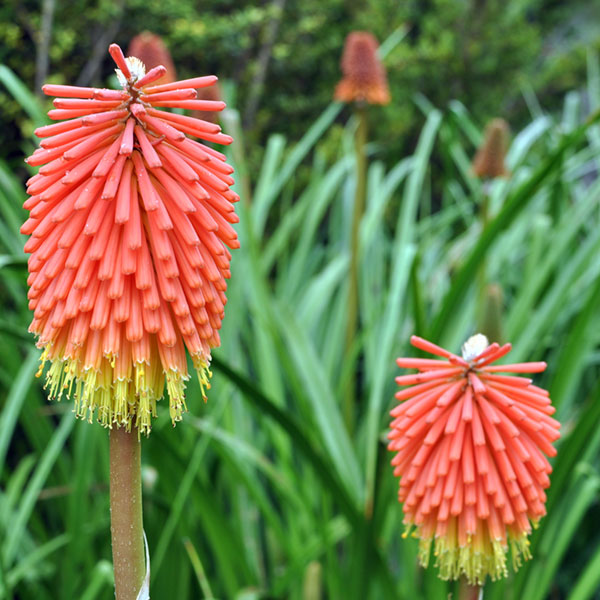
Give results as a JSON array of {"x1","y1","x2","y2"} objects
[
  {"x1": 388, "y1": 334, "x2": 560, "y2": 585},
  {"x1": 22, "y1": 44, "x2": 238, "y2": 435},
  {"x1": 334, "y1": 31, "x2": 390, "y2": 105}
]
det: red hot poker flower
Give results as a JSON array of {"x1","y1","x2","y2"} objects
[
  {"x1": 22, "y1": 44, "x2": 239, "y2": 435},
  {"x1": 334, "y1": 31, "x2": 390, "y2": 105},
  {"x1": 388, "y1": 334, "x2": 560, "y2": 584}
]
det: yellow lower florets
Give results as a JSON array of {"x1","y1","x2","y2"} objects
[
  {"x1": 37, "y1": 347, "x2": 212, "y2": 435},
  {"x1": 414, "y1": 527, "x2": 531, "y2": 586}
]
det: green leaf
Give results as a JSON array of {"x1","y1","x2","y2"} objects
[
  {"x1": 3, "y1": 412, "x2": 74, "y2": 566},
  {"x1": 0, "y1": 65, "x2": 48, "y2": 127},
  {"x1": 0, "y1": 349, "x2": 39, "y2": 471},
  {"x1": 430, "y1": 112, "x2": 600, "y2": 343}
]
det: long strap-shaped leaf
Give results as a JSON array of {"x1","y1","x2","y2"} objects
[
  {"x1": 211, "y1": 355, "x2": 360, "y2": 526},
  {"x1": 211, "y1": 355, "x2": 399, "y2": 596}
]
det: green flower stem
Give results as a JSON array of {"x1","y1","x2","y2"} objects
[
  {"x1": 476, "y1": 184, "x2": 491, "y2": 336},
  {"x1": 343, "y1": 104, "x2": 367, "y2": 434},
  {"x1": 109, "y1": 427, "x2": 145, "y2": 600},
  {"x1": 459, "y1": 577, "x2": 482, "y2": 600},
  {"x1": 475, "y1": 183, "x2": 505, "y2": 343}
]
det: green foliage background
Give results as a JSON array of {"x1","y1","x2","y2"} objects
[
  {"x1": 2, "y1": 1, "x2": 600, "y2": 599},
  {"x1": 2, "y1": 0, "x2": 600, "y2": 165}
]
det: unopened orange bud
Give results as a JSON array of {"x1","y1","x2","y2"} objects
[{"x1": 191, "y1": 82, "x2": 223, "y2": 125}]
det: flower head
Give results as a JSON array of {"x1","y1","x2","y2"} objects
[
  {"x1": 127, "y1": 32, "x2": 177, "y2": 87},
  {"x1": 22, "y1": 43, "x2": 239, "y2": 435},
  {"x1": 471, "y1": 118, "x2": 510, "y2": 179},
  {"x1": 334, "y1": 32, "x2": 390, "y2": 105},
  {"x1": 388, "y1": 335, "x2": 560, "y2": 584}
]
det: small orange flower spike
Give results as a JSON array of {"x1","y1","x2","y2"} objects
[{"x1": 388, "y1": 334, "x2": 560, "y2": 584}]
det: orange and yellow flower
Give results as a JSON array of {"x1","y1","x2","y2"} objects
[
  {"x1": 388, "y1": 334, "x2": 560, "y2": 584},
  {"x1": 22, "y1": 44, "x2": 239, "y2": 434}
]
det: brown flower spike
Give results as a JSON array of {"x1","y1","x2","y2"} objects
[
  {"x1": 472, "y1": 118, "x2": 510, "y2": 179},
  {"x1": 334, "y1": 32, "x2": 390, "y2": 105}
]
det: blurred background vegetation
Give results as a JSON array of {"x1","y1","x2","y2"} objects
[
  {"x1": 3, "y1": 1, "x2": 600, "y2": 599},
  {"x1": 2, "y1": 0, "x2": 600, "y2": 168}
]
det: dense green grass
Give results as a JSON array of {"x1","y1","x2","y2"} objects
[{"x1": 2, "y1": 50, "x2": 600, "y2": 599}]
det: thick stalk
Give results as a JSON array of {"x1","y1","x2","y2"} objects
[
  {"x1": 343, "y1": 105, "x2": 367, "y2": 433},
  {"x1": 458, "y1": 577, "x2": 482, "y2": 600},
  {"x1": 475, "y1": 185, "x2": 490, "y2": 334},
  {"x1": 35, "y1": 0, "x2": 56, "y2": 96},
  {"x1": 475, "y1": 185, "x2": 506, "y2": 342},
  {"x1": 110, "y1": 427, "x2": 145, "y2": 600}
]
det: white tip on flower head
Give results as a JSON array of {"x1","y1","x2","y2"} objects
[
  {"x1": 462, "y1": 333, "x2": 489, "y2": 362},
  {"x1": 116, "y1": 56, "x2": 146, "y2": 87}
]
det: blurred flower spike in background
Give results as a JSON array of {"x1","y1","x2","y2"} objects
[
  {"x1": 21, "y1": 43, "x2": 239, "y2": 435},
  {"x1": 334, "y1": 31, "x2": 390, "y2": 105},
  {"x1": 388, "y1": 334, "x2": 560, "y2": 585},
  {"x1": 127, "y1": 32, "x2": 177, "y2": 87},
  {"x1": 471, "y1": 118, "x2": 511, "y2": 179}
]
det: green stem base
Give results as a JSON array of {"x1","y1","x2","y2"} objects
[
  {"x1": 458, "y1": 577, "x2": 482, "y2": 600},
  {"x1": 109, "y1": 427, "x2": 145, "y2": 600}
]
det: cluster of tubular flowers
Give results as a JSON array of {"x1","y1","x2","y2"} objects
[
  {"x1": 22, "y1": 44, "x2": 239, "y2": 434},
  {"x1": 388, "y1": 334, "x2": 560, "y2": 585},
  {"x1": 334, "y1": 31, "x2": 390, "y2": 105}
]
